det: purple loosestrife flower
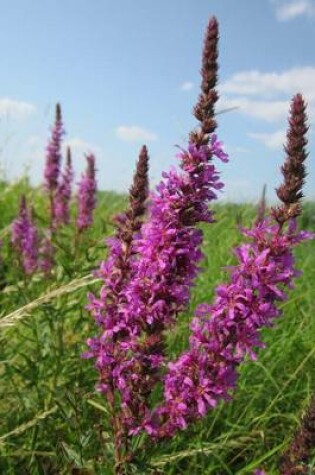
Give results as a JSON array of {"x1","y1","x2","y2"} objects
[
  {"x1": 44, "y1": 103, "x2": 64, "y2": 193},
  {"x1": 144, "y1": 218, "x2": 312, "y2": 438},
  {"x1": 84, "y1": 146, "x2": 149, "y2": 467},
  {"x1": 105, "y1": 140, "x2": 227, "y2": 436},
  {"x1": 43, "y1": 103, "x2": 65, "y2": 228},
  {"x1": 86, "y1": 17, "x2": 228, "y2": 445},
  {"x1": 11, "y1": 195, "x2": 38, "y2": 275},
  {"x1": 76, "y1": 154, "x2": 97, "y2": 232},
  {"x1": 55, "y1": 147, "x2": 73, "y2": 226}
]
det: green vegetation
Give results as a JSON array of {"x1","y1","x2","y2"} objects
[{"x1": 0, "y1": 182, "x2": 314, "y2": 474}]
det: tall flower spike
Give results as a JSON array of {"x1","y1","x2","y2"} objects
[
  {"x1": 11, "y1": 195, "x2": 38, "y2": 275},
  {"x1": 44, "y1": 103, "x2": 64, "y2": 193},
  {"x1": 114, "y1": 145, "x2": 149, "y2": 244},
  {"x1": 191, "y1": 16, "x2": 219, "y2": 143},
  {"x1": 76, "y1": 154, "x2": 97, "y2": 232},
  {"x1": 280, "y1": 393, "x2": 315, "y2": 475},
  {"x1": 55, "y1": 146, "x2": 73, "y2": 226},
  {"x1": 127, "y1": 145, "x2": 149, "y2": 230},
  {"x1": 274, "y1": 93, "x2": 308, "y2": 224},
  {"x1": 84, "y1": 146, "x2": 149, "y2": 467}
]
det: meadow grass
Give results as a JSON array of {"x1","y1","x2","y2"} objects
[{"x1": 0, "y1": 183, "x2": 314, "y2": 474}]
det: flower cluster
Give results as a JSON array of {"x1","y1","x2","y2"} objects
[
  {"x1": 9, "y1": 104, "x2": 99, "y2": 277},
  {"x1": 77, "y1": 154, "x2": 97, "y2": 232},
  {"x1": 143, "y1": 218, "x2": 312, "y2": 437},
  {"x1": 85, "y1": 137, "x2": 228, "y2": 438},
  {"x1": 11, "y1": 195, "x2": 38, "y2": 275}
]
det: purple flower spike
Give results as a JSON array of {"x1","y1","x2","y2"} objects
[
  {"x1": 55, "y1": 146, "x2": 73, "y2": 226},
  {"x1": 11, "y1": 195, "x2": 38, "y2": 275},
  {"x1": 145, "y1": 218, "x2": 312, "y2": 438},
  {"x1": 76, "y1": 154, "x2": 97, "y2": 232},
  {"x1": 44, "y1": 103, "x2": 64, "y2": 193}
]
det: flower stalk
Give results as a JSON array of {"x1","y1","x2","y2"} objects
[
  {"x1": 44, "y1": 103, "x2": 65, "y2": 227},
  {"x1": 55, "y1": 146, "x2": 73, "y2": 226},
  {"x1": 11, "y1": 195, "x2": 38, "y2": 275},
  {"x1": 85, "y1": 145, "x2": 149, "y2": 469},
  {"x1": 76, "y1": 154, "x2": 97, "y2": 233}
]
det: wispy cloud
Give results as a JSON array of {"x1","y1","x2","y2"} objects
[
  {"x1": 271, "y1": 0, "x2": 315, "y2": 21},
  {"x1": 248, "y1": 130, "x2": 286, "y2": 149},
  {"x1": 219, "y1": 96, "x2": 289, "y2": 122},
  {"x1": 115, "y1": 125, "x2": 158, "y2": 142},
  {"x1": 220, "y1": 67, "x2": 315, "y2": 99},
  {"x1": 180, "y1": 81, "x2": 194, "y2": 91},
  {"x1": 0, "y1": 98, "x2": 36, "y2": 119},
  {"x1": 219, "y1": 66, "x2": 315, "y2": 125}
]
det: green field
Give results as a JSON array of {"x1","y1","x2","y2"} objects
[{"x1": 0, "y1": 182, "x2": 314, "y2": 474}]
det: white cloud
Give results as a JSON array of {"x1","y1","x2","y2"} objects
[
  {"x1": 248, "y1": 130, "x2": 286, "y2": 149},
  {"x1": 271, "y1": 0, "x2": 315, "y2": 21},
  {"x1": 219, "y1": 66, "x2": 315, "y2": 124},
  {"x1": 116, "y1": 125, "x2": 158, "y2": 142},
  {"x1": 218, "y1": 96, "x2": 289, "y2": 122},
  {"x1": 220, "y1": 67, "x2": 315, "y2": 99},
  {"x1": 0, "y1": 98, "x2": 36, "y2": 119},
  {"x1": 180, "y1": 81, "x2": 194, "y2": 91}
]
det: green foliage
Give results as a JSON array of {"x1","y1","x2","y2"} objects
[{"x1": 0, "y1": 184, "x2": 314, "y2": 474}]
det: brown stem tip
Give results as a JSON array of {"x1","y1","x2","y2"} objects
[
  {"x1": 274, "y1": 93, "x2": 309, "y2": 224},
  {"x1": 191, "y1": 17, "x2": 219, "y2": 144},
  {"x1": 55, "y1": 102, "x2": 62, "y2": 122},
  {"x1": 114, "y1": 145, "x2": 149, "y2": 244}
]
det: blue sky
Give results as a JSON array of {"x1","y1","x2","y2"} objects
[{"x1": 0, "y1": 0, "x2": 314, "y2": 202}]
